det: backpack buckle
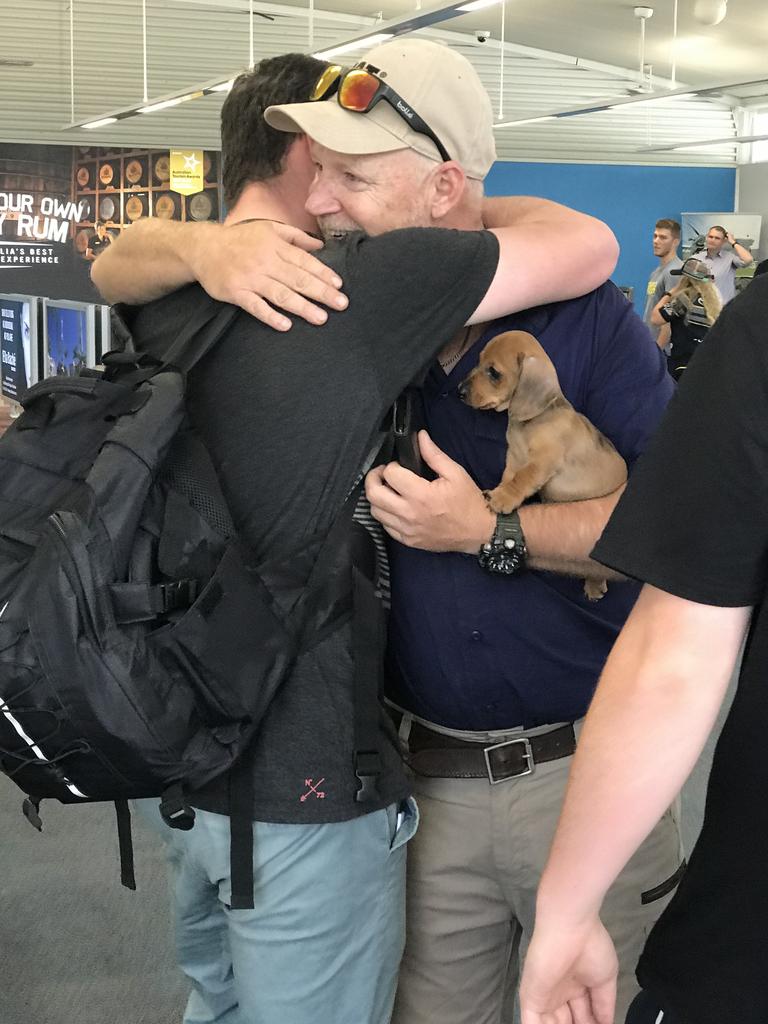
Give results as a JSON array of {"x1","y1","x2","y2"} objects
[
  {"x1": 159, "y1": 579, "x2": 199, "y2": 613},
  {"x1": 354, "y1": 750, "x2": 382, "y2": 804},
  {"x1": 160, "y1": 785, "x2": 196, "y2": 831}
]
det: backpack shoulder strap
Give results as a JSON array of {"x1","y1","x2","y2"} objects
[
  {"x1": 107, "y1": 296, "x2": 240, "y2": 381},
  {"x1": 156, "y1": 301, "x2": 241, "y2": 376}
]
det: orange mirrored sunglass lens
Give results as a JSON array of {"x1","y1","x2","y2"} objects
[
  {"x1": 338, "y1": 69, "x2": 380, "y2": 112},
  {"x1": 310, "y1": 65, "x2": 343, "y2": 101}
]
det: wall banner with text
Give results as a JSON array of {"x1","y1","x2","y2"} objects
[{"x1": 0, "y1": 142, "x2": 221, "y2": 303}]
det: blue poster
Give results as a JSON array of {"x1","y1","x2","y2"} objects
[
  {"x1": 46, "y1": 305, "x2": 87, "y2": 377},
  {"x1": 0, "y1": 298, "x2": 31, "y2": 400}
]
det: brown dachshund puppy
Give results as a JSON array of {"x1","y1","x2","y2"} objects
[{"x1": 458, "y1": 330, "x2": 627, "y2": 600}]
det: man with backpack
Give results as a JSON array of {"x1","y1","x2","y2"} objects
[{"x1": 89, "y1": 44, "x2": 619, "y2": 1024}]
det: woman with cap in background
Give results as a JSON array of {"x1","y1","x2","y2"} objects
[{"x1": 650, "y1": 257, "x2": 722, "y2": 379}]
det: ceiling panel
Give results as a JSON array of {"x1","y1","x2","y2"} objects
[{"x1": 0, "y1": 0, "x2": 763, "y2": 165}]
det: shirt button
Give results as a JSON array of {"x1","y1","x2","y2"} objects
[{"x1": 470, "y1": 630, "x2": 483, "y2": 641}]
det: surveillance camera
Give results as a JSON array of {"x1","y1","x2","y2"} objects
[{"x1": 475, "y1": 29, "x2": 490, "y2": 42}]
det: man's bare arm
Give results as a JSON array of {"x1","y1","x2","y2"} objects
[
  {"x1": 521, "y1": 486, "x2": 626, "y2": 580},
  {"x1": 656, "y1": 322, "x2": 671, "y2": 349},
  {"x1": 726, "y1": 232, "x2": 753, "y2": 266},
  {"x1": 469, "y1": 197, "x2": 619, "y2": 324},
  {"x1": 91, "y1": 218, "x2": 348, "y2": 331},
  {"x1": 518, "y1": 587, "x2": 750, "y2": 1023}
]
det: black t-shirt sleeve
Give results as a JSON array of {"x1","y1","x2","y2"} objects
[
  {"x1": 593, "y1": 279, "x2": 768, "y2": 606},
  {"x1": 340, "y1": 228, "x2": 499, "y2": 407}
]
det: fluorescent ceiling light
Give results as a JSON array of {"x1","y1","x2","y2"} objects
[
  {"x1": 314, "y1": 32, "x2": 393, "y2": 58},
  {"x1": 456, "y1": 0, "x2": 502, "y2": 11},
  {"x1": 82, "y1": 116, "x2": 118, "y2": 130},
  {"x1": 138, "y1": 91, "x2": 203, "y2": 114},
  {"x1": 494, "y1": 115, "x2": 556, "y2": 128},
  {"x1": 209, "y1": 80, "x2": 234, "y2": 93}
]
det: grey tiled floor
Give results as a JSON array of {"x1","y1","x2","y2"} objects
[{"x1": 0, "y1": 668, "x2": 737, "y2": 1024}]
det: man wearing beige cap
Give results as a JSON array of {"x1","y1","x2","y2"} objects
[
  {"x1": 93, "y1": 46, "x2": 621, "y2": 1024},
  {"x1": 262, "y1": 39, "x2": 680, "y2": 1024}
]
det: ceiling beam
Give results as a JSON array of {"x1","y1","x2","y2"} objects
[
  {"x1": 638, "y1": 132, "x2": 768, "y2": 153},
  {"x1": 494, "y1": 75, "x2": 768, "y2": 128}
]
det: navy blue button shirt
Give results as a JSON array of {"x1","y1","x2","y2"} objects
[{"x1": 385, "y1": 283, "x2": 674, "y2": 730}]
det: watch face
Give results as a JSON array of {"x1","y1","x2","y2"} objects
[{"x1": 478, "y1": 513, "x2": 527, "y2": 575}]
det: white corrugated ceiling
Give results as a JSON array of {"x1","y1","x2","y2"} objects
[{"x1": 1, "y1": 0, "x2": 765, "y2": 165}]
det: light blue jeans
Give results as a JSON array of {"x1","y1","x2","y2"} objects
[{"x1": 137, "y1": 797, "x2": 418, "y2": 1024}]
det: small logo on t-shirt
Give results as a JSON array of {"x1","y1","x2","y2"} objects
[{"x1": 300, "y1": 777, "x2": 326, "y2": 802}]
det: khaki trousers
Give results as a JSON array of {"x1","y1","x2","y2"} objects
[{"x1": 392, "y1": 726, "x2": 684, "y2": 1024}]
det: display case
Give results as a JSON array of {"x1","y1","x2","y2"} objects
[{"x1": 72, "y1": 146, "x2": 222, "y2": 257}]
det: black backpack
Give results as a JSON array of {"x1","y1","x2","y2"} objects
[{"x1": 0, "y1": 298, "x2": 385, "y2": 908}]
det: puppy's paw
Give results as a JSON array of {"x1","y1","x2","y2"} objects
[
  {"x1": 583, "y1": 578, "x2": 608, "y2": 601},
  {"x1": 485, "y1": 486, "x2": 521, "y2": 515}
]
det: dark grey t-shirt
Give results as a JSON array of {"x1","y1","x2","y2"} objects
[{"x1": 128, "y1": 226, "x2": 499, "y2": 822}]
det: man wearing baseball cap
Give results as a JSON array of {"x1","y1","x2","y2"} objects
[
  {"x1": 264, "y1": 39, "x2": 496, "y2": 182},
  {"x1": 93, "y1": 45, "x2": 627, "y2": 1024},
  {"x1": 262, "y1": 37, "x2": 680, "y2": 1024}
]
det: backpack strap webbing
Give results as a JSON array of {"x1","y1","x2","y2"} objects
[
  {"x1": 228, "y1": 755, "x2": 256, "y2": 911},
  {"x1": 114, "y1": 800, "x2": 136, "y2": 891},
  {"x1": 225, "y1": 476, "x2": 386, "y2": 911},
  {"x1": 106, "y1": 298, "x2": 241, "y2": 386},
  {"x1": 351, "y1": 555, "x2": 386, "y2": 804}
]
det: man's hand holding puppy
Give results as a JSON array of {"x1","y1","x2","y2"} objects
[
  {"x1": 367, "y1": 430, "x2": 624, "y2": 581},
  {"x1": 365, "y1": 431, "x2": 494, "y2": 553}
]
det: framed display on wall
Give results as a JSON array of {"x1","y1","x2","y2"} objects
[{"x1": 72, "y1": 146, "x2": 222, "y2": 259}]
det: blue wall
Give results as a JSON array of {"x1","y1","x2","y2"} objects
[{"x1": 484, "y1": 162, "x2": 736, "y2": 315}]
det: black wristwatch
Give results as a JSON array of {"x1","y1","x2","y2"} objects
[{"x1": 477, "y1": 511, "x2": 528, "y2": 575}]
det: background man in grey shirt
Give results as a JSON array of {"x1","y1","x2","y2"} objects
[
  {"x1": 691, "y1": 224, "x2": 753, "y2": 304},
  {"x1": 643, "y1": 218, "x2": 682, "y2": 347}
]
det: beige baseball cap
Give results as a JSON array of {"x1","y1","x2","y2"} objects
[{"x1": 264, "y1": 38, "x2": 496, "y2": 181}]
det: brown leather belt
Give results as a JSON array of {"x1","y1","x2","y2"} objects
[{"x1": 399, "y1": 717, "x2": 576, "y2": 784}]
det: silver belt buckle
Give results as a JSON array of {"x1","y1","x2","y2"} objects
[{"x1": 483, "y1": 737, "x2": 534, "y2": 784}]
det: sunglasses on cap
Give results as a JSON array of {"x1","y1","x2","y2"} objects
[{"x1": 310, "y1": 62, "x2": 452, "y2": 164}]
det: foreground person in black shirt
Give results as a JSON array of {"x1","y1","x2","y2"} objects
[
  {"x1": 94, "y1": 45, "x2": 619, "y2": 1024},
  {"x1": 519, "y1": 275, "x2": 768, "y2": 1023}
]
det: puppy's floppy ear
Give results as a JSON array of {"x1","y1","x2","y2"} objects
[{"x1": 508, "y1": 353, "x2": 560, "y2": 422}]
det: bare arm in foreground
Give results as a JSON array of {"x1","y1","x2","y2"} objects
[
  {"x1": 518, "y1": 586, "x2": 750, "y2": 1024},
  {"x1": 93, "y1": 197, "x2": 618, "y2": 333},
  {"x1": 91, "y1": 218, "x2": 348, "y2": 331}
]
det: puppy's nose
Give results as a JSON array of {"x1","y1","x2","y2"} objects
[{"x1": 457, "y1": 380, "x2": 469, "y2": 402}]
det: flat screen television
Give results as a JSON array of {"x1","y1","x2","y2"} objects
[
  {"x1": 0, "y1": 293, "x2": 40, "y2": 402},
  {"x1": 43, "y1": 299, "x2": 96, "y2": 378}
]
